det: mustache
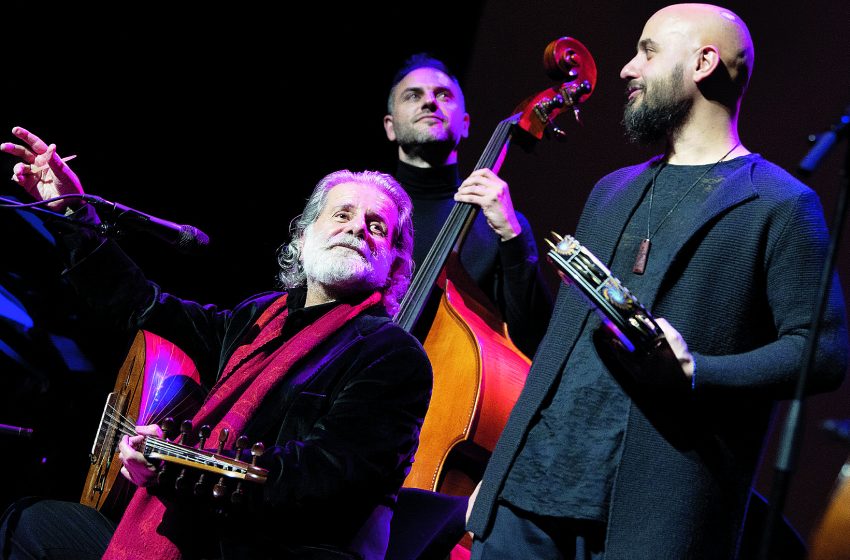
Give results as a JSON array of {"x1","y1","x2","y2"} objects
[
  {"x1": 415, "y1": 111, "x2": 444, "y2": 121},
  {"x1": 625, "y1": 80, "x2": 644, "y2": 94},
  {"x1": 323, "y1": 233, "x2": 371, "y2": 257}
]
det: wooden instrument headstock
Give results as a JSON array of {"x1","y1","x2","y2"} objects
[
  {"x1": 514, "y1": 37, "x2": 597, "y2": 143},
  {"x1": 148, "y1": 418, "x2": 268, "y2": 504}
]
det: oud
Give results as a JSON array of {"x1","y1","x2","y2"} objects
[{"x1": 81, "y1": 330, "x2": 266, "y2": 515}]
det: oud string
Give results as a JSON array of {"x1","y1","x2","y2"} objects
[{"x1": 100, "y1": 404, "x2": 232, "y2": 459}]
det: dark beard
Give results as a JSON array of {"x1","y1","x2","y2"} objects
[
  {"x1": 398, "y1": 137, "x2": 457, "y2": 166},
  {"x1": 622, "y1": 65, "x2": 693, "y2": 144}
]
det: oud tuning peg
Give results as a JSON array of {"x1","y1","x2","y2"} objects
[
  {"x1": 157, "y1": 463, "x2": 168, "y2": 486},
  {"x1": 545, "y1": 238, "x2": 558, "y2": 251},
  {"x1": 235, "y1": 435, "x2": 249, "y2": 454},
  {"x1": 550, "y1": 231, "x2": 564, "y2": 242},
  {"x1": 198, "y1": 424, "x2": 211, "y2": 449},
  {"x1": 161, "y1": 418, "x2": 177, "y2": 440},
  {"x1": 217, "y1": 428, "x2": 230, "y2": 454},
  {"x1": 180, "y1": 419, "x2": 193, "y2": 442},
  {"x1": 251, "y1": 442, "x2": 266, "y2": 466},
  {"x1": 175, "y1": 468, "x2": 190, "y2": 492},
  {"x1": 231, "y1": 482, "x2": 245, "y2": 504},
  {"x1": 213, "y1": 476, "x2": 227, "y2": 499},
  {"x1": 194, "y1": 473, "x2": 208, "y2": 496}
]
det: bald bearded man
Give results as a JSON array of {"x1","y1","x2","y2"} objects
[{"x1": 467, "y1": 4, "x2": 848, "y2": 559}]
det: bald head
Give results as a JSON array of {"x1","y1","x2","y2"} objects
[{"x1": 646, "y1": 4, "x2": 754, "y2": 95}]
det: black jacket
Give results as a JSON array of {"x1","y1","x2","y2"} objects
[
  {"x1": 468, "y1": 155, "x2": 848, "y2": 558},
  {"x1": 63, "y1": 230, "x2": 433, "y2": 560}
]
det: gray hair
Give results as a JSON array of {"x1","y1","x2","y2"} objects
[{"x1": 277, "y1": 170, "x2": 414, "y2": 315}]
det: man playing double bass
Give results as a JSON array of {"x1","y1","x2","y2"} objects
[{"x1": 383, "y1": 53, "x2": 553, "y2": 357}]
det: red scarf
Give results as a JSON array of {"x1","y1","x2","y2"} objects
[{"x1": 103, "y1": 291, "x2": 383, "y2": 560}]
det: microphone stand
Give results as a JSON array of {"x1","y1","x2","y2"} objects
[
  {"x1": 758, "y1": 105, "x2": 850, "y2": 559},
  {"x1": 0, "y1": 194, "x2": 103, "y2": 235}
]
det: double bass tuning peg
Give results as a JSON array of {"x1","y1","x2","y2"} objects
[{"x1": 548, "y1": 125, "x2": 568, "y2": 141}]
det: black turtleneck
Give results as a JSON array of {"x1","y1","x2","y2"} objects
[{"x1": 394, "y1": 161, "x2": 552, "y2": 357}]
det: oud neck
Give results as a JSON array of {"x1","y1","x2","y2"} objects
[{"x1": 394, "y1": 114, "x2": 520, "y2": 331}]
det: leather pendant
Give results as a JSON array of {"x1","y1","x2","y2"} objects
[{"x1": 633, "y1": 238, "x2": 650, "y2": 275}]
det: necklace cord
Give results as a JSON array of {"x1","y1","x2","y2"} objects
[{"x1": 646, "y1": 141, "x2": 741, "y2": 239}]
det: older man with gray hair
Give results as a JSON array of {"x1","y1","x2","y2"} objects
[{"x1": 0, "y1": 126, "x2": 432, "y2": 560}]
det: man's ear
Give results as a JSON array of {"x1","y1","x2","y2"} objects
[
  {"x1": 693, "y1": 45, "x2": 721, "y2": 84},
  {"x1": 461, "y1": 112, "x2": 471, "y2": 139},
  {"x1": 383, "y1": 114, "x2": 397, "y2": 142},
  {"x1": 297, "y1": 230, "x2": 306, "y2": 263}
]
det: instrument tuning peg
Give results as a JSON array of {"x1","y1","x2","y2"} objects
[
  {"x1": 180, "y1": 419, "x2": 193, "y2": 443},
  {"x1": 251, "y1": 442, "x2": 266, "y2": 466},
  {"x1": 198, "y1": 424, "x2": 211, "y2": 449},
  {"x1": 194, "y1": 473, "x2": 208, "y2": 496},
  {"x1": 175, "y1": 468, "x2": 190, "y2": 492},
  {"x1": 548, "y1": 125, "x2": 568, "y2": 141},
  {"x1": 231, "y1": 482, "x2": 245, "y2": 504},
  {"x1": 235, "y1": 435, "x2": 249, "y2": 455},
  {"x1": 161, "y1": 418, "x2": 177, "y2": 440},
  {"x1": 157, "y1": 463, "x2": 168, "y2": 486},
  {"x1": 217, "y1": 428, "x2": 230, "y2": 454},
  {"x1": 573, "y1": 107, "x2": 583, "y2": 126},
  {"x1": 213, "y1": 476, "x2": 227, "y2": 499}
]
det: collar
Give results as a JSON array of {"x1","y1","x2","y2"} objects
[{"x1": 395, "y1": 160, "x2": 461, "y2": 199}]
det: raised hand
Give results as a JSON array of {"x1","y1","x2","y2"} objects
[
  {"x1": 0, "y1": 126, "x2": 84, "y2": 212},
  {"x1": 455, "y1": 168, "x2": 522, "y2": 241}
]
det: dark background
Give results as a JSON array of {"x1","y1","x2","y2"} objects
[{"x1": 2, "y1": 0, "x2": 849, "y2": 545}]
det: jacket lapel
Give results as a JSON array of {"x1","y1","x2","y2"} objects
[
  {"x1": 579, "y1": 159, "x2": 660, "y2": 266},
  {"x1": 639, "y1": 160, "x2": 759, "y2": 308}
]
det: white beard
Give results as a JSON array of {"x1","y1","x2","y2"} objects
[{"x1": 301, "y1": 226, "x2": 393, "y2": 296}]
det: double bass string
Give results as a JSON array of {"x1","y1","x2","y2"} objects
[{"x1": 395, "y1": 118, "x2": 514, "y2": 329}]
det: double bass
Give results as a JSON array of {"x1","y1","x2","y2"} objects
[{"x1": 396, "y1": 37, "x2": 597, "y2": 498}]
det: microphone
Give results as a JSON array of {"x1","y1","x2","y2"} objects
[
  {"x1": 0, "y1": 423, "x2": 34, "y2": 439},
  {"x1": 798, "y1": 104, "x2": 850, "y2": 176},
  {"x1": 83, "y1": 195, "x2": 210, "y2": 253}
]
